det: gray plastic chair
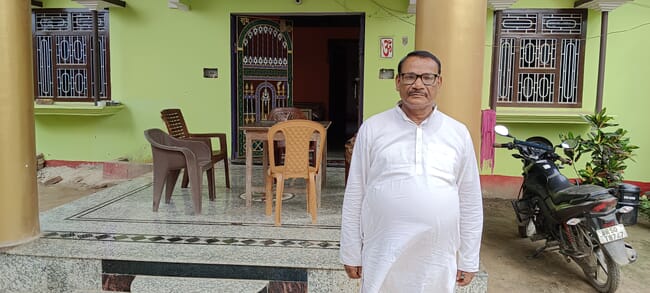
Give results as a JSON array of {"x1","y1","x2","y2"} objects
[{"x1": 144, "y1": 128, "x2": 215, "y2": 214}]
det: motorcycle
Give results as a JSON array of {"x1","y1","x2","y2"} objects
[{"x1": 493, "y1": 125, "x2": 637, "y2": 293}]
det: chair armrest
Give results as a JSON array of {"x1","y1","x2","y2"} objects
[
  {"x1": 188, "y1": 132, "x2": 228, "y2": 153},
  {"x1": 185, "y1": 137, "x2": 213, "y2": 150},
  {"x1": 167, "y1": 135, "x2": 212, "y2": 161}
]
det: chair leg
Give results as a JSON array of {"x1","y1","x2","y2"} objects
[
  {"x1": 207, "y1": 167, "x2": 216, "y2": 201},
  {"x1": 274, "y1": 175, "x2": 284, "y2": 226},
  {"x1": 152, "y1": 164, "x2": 168, "y2": 212},
  {"x1": 308, "y1": 172, "x2": 318, "y2": 224},
  {"x1": 265, "y1": 173, "x2": 274, "y2": 216},
  {"x1": 165, "y1": 170, "x2": 181, "y2": 204},
  {"x1": 223, "y1": 159, "x2": 231, "y2": 189},
  {"x1": 181, "y1": 168, "x2": 190, "y2": 188},
  {"x1": 188, "y1": 166, "x2": 203, "y2": 214}
]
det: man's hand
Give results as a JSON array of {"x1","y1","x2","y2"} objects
[
  {"x1": 456, "y1": 270, "x2": 475, "y2": 286},
  {"x1": 344, "y1": 265, "x2": 362, "y2": 279}
]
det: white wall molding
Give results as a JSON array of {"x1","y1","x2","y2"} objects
[{"x1": 487, "y1": 0, "x2": 518, "y2": 11}]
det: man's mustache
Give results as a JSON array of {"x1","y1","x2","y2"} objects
[{"x1": 408, "y1": 90, "x2": 427, "y2": 95}]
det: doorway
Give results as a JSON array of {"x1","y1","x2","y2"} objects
[{"x1": 230, "y1": 14, "x2": 364, "y2": 162}]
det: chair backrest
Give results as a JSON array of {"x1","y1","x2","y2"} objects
[
  {"x1": 144, "y1": 128, "x2": 172, "y2": 147},
  {"x1": 267, "y1": 120, "x2": 326, "y2": 178},
  {"x1": 144, "y1": 128, "x2": 211, "y2": 164},
  {"x1": 161, "y1": 108, "x2": 190, "y2": 138},
  {"x1": 267, "y1": 107, "x2": 307, "y2": 121}
]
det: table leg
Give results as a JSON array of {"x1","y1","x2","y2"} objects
[
  {"x1": 322, "y1": 135, "x2": 327, "y2": 185},
  {"x1": 262, "y1": 140, "x2": 268, "y2": 175},
  {"x1": 245, "y1": 134, "x2": 253, "y2": 207},
  {"x1": 317, "y1": 135, "x2": 327, "y2": 208}
]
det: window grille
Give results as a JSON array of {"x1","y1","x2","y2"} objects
[
  {"x1": 32, "y1": 9, "x2": 110, "y2": 101},
  {"x1": 491, "y1": 9, "x2": 587, "y2": 108}
]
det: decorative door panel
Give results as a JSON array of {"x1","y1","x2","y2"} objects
[{"x1": 234, "y1": 16, "x2": 293, "y2": 158}]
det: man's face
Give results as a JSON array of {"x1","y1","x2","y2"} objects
[{"x1": 395, "y1": 56, "x2": 442, "y2": 111}]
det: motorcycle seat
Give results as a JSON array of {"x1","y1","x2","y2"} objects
[{"x1": 550, "y1": 184, "x2": 610, "y2": 205}]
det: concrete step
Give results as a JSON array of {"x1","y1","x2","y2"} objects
[{"x1": 130, "y1": 275, "x2": 269, "y2": 293}]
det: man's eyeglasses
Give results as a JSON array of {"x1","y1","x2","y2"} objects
[{"x1": 399, "y1": 73, "x2": 440, "y2": 86}]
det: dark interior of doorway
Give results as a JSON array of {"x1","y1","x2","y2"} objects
[
  {"x1": 290, "y1": 14, "x2": 363, "y2": 157},
  {"x1": 327, "y1": 39, "x2": 360, "y2": 154}
]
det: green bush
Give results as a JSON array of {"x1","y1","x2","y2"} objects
[
  {"x1": 560, "y1": 108, "x2": 638, "y2": 188},
  {"x1": 640, "y1": 193, "x2": 650, "y2": 221},
  {"x1": 561, "y1": 108, "x2": 649, "y2": 221}
]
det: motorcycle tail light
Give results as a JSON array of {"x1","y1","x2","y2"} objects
[
  {"x1": 591, "y1": 197, "x2": 617, "y2": 213},
  {"x1": 601, "y1": 219, "x2": 617, "y2": 228}
]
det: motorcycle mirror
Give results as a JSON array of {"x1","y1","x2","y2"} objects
[
  {"x1": 562, "y1": 139, "x2": 578, "y2": 148},
  {"x1": 494, "y1": 125, "x2": 510, "y2": 137},
  {"x1": 561, "y1": 139, "x2": 577, "y2": 159}
]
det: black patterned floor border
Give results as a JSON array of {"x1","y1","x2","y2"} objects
[{"x1": 41, "y1": 231, "x2": 340, "y2": 250}]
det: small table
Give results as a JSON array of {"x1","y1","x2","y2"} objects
[{"x1": 240, "y1": 120, "x2": 331, "y2": 208}]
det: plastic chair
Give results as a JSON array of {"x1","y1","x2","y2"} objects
[
  {"x1": 160, "y1": 108, "x2": 230, "y2": 188},
  {"x1": 267, "y1": 107, "x2": 307, "y2": 121},
  {"x1": 144, "y1": 128, "x2": 216, "y2": 214},
  {"x1": 344, "y1": 133, "x2": 357, "y2": 186},
  {"x1": 264, "y1": 120, "x2": 326, "y2": 226},
  {"x1": 267, "y1": 107, "x2": 314, "y2": 164}
]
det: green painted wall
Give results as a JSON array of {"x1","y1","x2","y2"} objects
[
  {"x1": 34, "y1": 0, "x2": 649, "y2": 182},
  {"x1": 485, "y1": 0, "x2": 650, "y2": 182},
  {"x1": 35, "y1": 0, "x2": 415, "y2": 162}
]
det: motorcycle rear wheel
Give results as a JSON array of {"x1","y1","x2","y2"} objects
[{"x1": 572, "y1": 246, "x2": 620, "y2": 293}]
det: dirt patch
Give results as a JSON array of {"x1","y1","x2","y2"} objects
[
  {"x1": 482, "y1": 198, "x2": 650, "y2": 293},
  {"x1": 37, "y1": 165, "x2": 125, "y2": 211}
]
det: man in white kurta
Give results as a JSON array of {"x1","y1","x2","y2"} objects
[{"x1": 340, "y1": 51, "x2": 483, "y2": 293}]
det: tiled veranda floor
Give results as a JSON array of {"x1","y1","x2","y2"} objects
[{"x1": 0, "y1": 163, "x2": 486, "y2": 293}]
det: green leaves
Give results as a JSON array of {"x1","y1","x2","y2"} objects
[
  {"x1": 560, "y1": 108, "x2": 638, "y2": 188},
  {"x1": 640, "y1": 194, "x2": 650, "y2": 220}
]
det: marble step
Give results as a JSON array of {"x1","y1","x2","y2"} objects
[{"x1": 130, "y1": 275, "x2": 269, "y2": 293}]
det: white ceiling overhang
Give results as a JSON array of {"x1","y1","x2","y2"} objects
[
  {"x1": 72, "y1": 0, "x2": 126, "y2": 10},
  {"x1": 408, "y1": 0, "x2": 416, "y2": 14},
  {"x1": 574, "y1": 0, "x2": 633, "y2": 11},
  {"x1": 407, "y1": 0, "x2": 632, "y2": 13},
  {"x1": 168, "y1": 0, "x2": 190, "y2": 11},
  {"x1": 487, "y1": 0, "x2": 519, "y2": 10}
]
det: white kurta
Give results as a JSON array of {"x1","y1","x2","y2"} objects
[{"x1": 340, "y1": 105, "x2": 483, "y2": 293}]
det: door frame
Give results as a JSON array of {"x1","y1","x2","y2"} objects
[{"x1": 230, "y1": 13, "x2": 365, "y2": 160}]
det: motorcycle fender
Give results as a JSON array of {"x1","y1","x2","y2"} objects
[{"x1": 603, "y1": 239, "x2": 636, "y2": 265}]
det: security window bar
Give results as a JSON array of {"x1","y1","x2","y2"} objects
[
  {"x1": 32, "y1": 9, "x2": 110, "y2": 101},
  {"x1": 491, "y1": 9, "x2": 587, "y2": 108}
]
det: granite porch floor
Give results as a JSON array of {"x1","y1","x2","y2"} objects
[{"x1": 0, "y1": 163, "x2": 486, "y2": 292}]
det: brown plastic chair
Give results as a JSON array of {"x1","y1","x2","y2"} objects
[
  {"x1": 267, "y1": 107, "x2": 307, "y2": 121},
  {"x1": 160, "y1": 108, "x2": 230, "y2": 189},
  {"x1": 264, "y1": 120, "x2": 326, "y2": 226},
  {"x1": 344, "y1": 133, "x2": 357, "y2": 186},
  {"x1": 144, "y1": 128, "x2": 216, "y2": 214}
]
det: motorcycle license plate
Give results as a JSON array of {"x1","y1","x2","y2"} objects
[{"x1": 596, "y1": 224, "x2": 628, "y2": 244}]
